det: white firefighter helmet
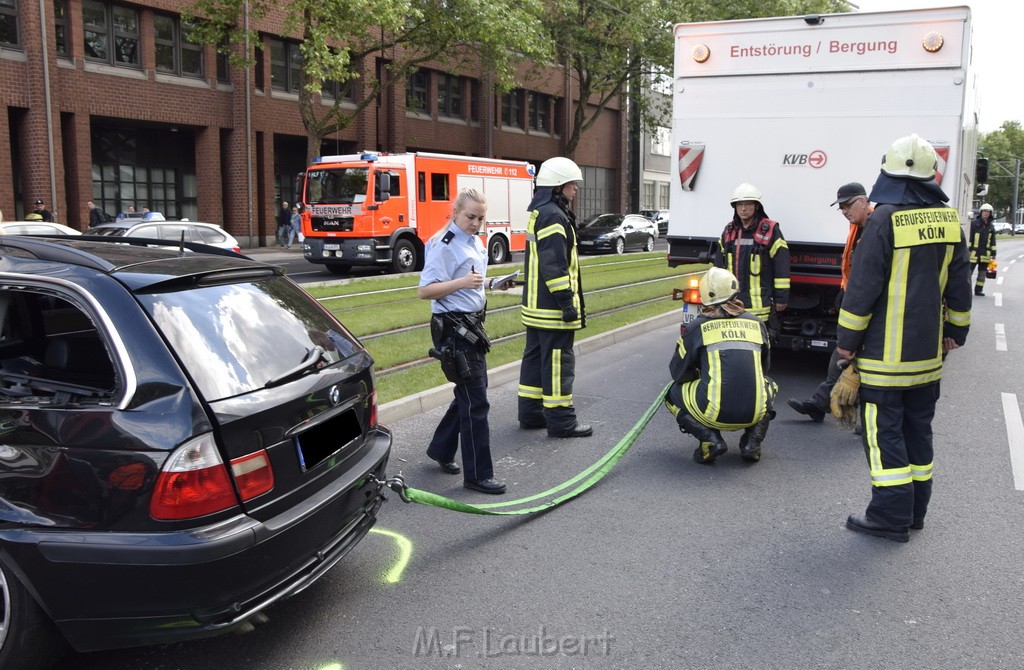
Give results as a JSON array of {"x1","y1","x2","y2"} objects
[
  {"x1": 881, "y1": 134, "x2": 938, "y2": 180},
  {"x1": 980, "y1": 203, "x2": 994, "y2": 212},
  {"x1": 536, "y1": 157, "x2": 583, "y2": 187},
  {"x1": 730, "y1": 182, "x2": 763, "y2": 205},
  {"x1": 699, "y1": 267, "x2": 740, "y2": 306}
]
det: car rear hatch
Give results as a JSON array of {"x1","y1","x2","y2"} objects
[{"x1": 126, "y1": 264, "x2": 384, "y2": 520}]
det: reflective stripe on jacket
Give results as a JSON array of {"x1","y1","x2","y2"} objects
[
  {"x1": 668, "y1": 311, "x2": 772, "y2": 429},
  {"x1": 521, "y1": 196, "x2": 585, "y2": 331},
  {"x1": 837, "y1": 203, "x2": 972, "y2": 389}
]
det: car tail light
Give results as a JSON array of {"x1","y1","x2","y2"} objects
[
  {"x1": 369, "y1": 389, "x2": 378, "y2": 428},
  {"x1": 230, "y1": 450, "x2": 275, "y2": 501},
  {"x1": 231, "y1": 246, "x2": 241, "y2": 253},
  {"x1": 150, "y1": 434, "x2": 239, "y2": 520}
]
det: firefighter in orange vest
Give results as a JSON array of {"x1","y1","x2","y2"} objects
[{"x1": 712, "y1": 184, "x2": 790, "y2": 338}]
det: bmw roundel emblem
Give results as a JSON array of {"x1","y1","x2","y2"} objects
[{"x1": 328, "y1": 385, "x2": 342, "y2": 406}]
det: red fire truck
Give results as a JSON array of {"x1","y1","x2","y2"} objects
[{"x1": 299, "y1": 152, "x2": 535, "y2": 274}]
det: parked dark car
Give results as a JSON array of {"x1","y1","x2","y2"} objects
[
  {"x1": 637, "y1": 209, "x2": 670, "y2": 236},
  {"x1": 577, "y1": 213, "x2": 657, "y2": 254},
  {"x1": 0, "y1": 236, "x2": 390, "y2": 668}
]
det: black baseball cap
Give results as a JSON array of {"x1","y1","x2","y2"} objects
[
  {"x1": 34, "y1": 199, "x2": 44, "y2": 205},
  {"x1": 830, "y1": 182, "x2": 866, "y2": 206}
]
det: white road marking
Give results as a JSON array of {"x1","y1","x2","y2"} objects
[
  {"x1": 995, "y1": 293, "x2": 1003, "y2": 307},
  {"x1": 996, "y1": 323, "x2": 1007, "y2": 351},
  {"x1": 998, "y1": 276, "x2": 1004, "y2": 284},
  {"x1": 1001, "y1": 393, "x2": 1024, "y2": 491}
]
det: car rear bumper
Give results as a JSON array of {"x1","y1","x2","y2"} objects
[{"x1": 0, "y1": 427, "x2": 392, "y2": 652}]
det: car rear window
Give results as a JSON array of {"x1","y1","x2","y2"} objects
[
  {"x1": 195, "y1": 226, "x2": 227, "y2": 244},
  {"x1": 136, "y1": 278, "x2": 362, "y2": 401}
]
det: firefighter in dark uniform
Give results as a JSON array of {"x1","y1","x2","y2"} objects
[
  {"x1": 712, "y1": 183, "x2": 790, "y2": 329},
  {"x1": 518, "y1": 157, "x2": 592, "y2": 438},
  {"x1": 837, "y1": 134, "x2": 971, "y2": 542},
  {"x1": 419, "y1": 188, "x2": 514, "y2": 495},
  {"x1": 664, "y1": 267, "x2": 778, "y2": 464},
  {"x1": 968, "y1": 203, "x2": 997, "y2": 296}
]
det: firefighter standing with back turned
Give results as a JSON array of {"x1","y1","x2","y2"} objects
[
  {"x1": 712, "y1": 183, "x2": 790, "y2": 335},
  {"x1": 664, "y1": 267, "x2": 777, "y2": 464},
  {"x1": 968, "y1": 203, "x2": 996, "y2": 296},
  {"x1": 836, "y1": 134, "x2": 971, "y2": 542},
  {"x1": 518, "y1": 157, "x2": 592, "y2": 438}
]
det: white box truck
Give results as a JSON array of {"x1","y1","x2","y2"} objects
[{"x1": 667, "y1": 6, "x2": 979, "y2": 352}]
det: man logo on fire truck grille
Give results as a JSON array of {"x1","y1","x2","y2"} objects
[{"x1": 678, "y1": 141, "x2": 705, "y2": 191}]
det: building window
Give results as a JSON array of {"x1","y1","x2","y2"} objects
[
  {"x1": 469, "y1": 79, "x2": 480, "y2": 122},
  {"x1": 650, "y1": 126, "x2": 671, "y2": 156},
  {"x1": 501, "y1": 89, "x2": 523, "y2": 128},
  {"x1": 407, "y1": 68, "x2": 429, "y2": 114},
  {"x1": 642, "y1": 181, "x2": 655, "y2": 209},
  {"x1": 83, "y1": 1, "x2": 139, "y2": 67},
  {"x1": 322, "y1": 77, "x2": 353, "y2": 102},
  {"x1": 54, "y1": 0, "x2": 68, "y2": 55},
  {"x1": 154, "y1": 14, "x2": 203, "y2": 78},
  {"x1": 254, "y1": 43, "x2": 264, "y2": 90},
  {"x1": 269, "y1": 38, "x2": 302, "y2": 92},
  {"x1": 215, "y1": 38, "x2": 229, "y2": 83},
  {"x1": 0, "y1": 0, "x2": 17, "y2": 47},
  {"x1": 658, "y1": 182, "x2": 670, "y2": 210},
  {"x1": 553, "y1": 97, "x2": 564, "y2": 136},
  {"x1": 438, "y1": 73, "x2": 463, "y2": 118},
  {"x1": 529, "y1": 92, "x2": 550, "y2": 133}
]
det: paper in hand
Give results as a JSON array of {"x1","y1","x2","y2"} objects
[{"x1": 489, "y1": 269, "x2": 520, "y2": 290}]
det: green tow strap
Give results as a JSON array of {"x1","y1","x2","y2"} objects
[{"x1": 394, "y1": 383, "x2": 671, "y2": 515}]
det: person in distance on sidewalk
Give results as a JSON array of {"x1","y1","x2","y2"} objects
[
  {"x1": 418, "y1": 188, "x2": 515, "y2": 495},
  {"x1": 518, "y1": 156, "x2": 592, "y2": 438},
  {"x1": 664, "y1": 267, "x2": 777, "y2": 465},
  {"x1": 788, "y1": 182, "x2": 871, "y2": 425}
]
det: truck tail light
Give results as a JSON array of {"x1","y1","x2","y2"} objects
[
  {"x1": 369, "y1": 389, "x2": 378, "y2": 428},
  {"x1": 672, "y1": 277, "x2": 702, "y2": 304},
  {"x1": 230, "y1": 450, "x2": 275, "y2": 501},
  {"x1": 150, "y1": 434, "x2": 238, "y2": 520}
]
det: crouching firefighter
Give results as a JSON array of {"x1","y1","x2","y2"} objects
[
  {"x1": 418, "y1": 188, "x2": 508, "y2": 495},
  {"x1": 664, "y1": 267, "x2": 778, "y2": 464}
]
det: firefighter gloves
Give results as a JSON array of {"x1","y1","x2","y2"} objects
[{"x1": 830, "y1": 364, "x2": 860, "y2": 431}]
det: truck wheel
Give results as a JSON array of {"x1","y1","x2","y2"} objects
[
  {"x1": 326, "y1": 263, "x2": 351, "y2": 276},
  {"x1": 391, "y1": 238, "x2": 418, "y2": 273},
  {"x1": 488, "y1": 236, "x2": 509, "y2": 265},
  {"x1": 0, "y1": 562, "x2": 67, "y2": 670},
  {"x1": 614, "y1": 237, "x2": 625, "y2": 255},
  {"x1": 643, "y1": 235, "x2": 655, "y2": 252}
]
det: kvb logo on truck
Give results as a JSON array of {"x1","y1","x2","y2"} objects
[{"x1": 782, "y1": 150, "x2": 827, "y2": 168}]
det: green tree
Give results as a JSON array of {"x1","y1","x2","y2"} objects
[
  {"x1": 543, "y1": 0, "x2": 853, "y2": 159},
  {"x1": 979, "y1": 121, "x2": 1024, "y2": 220},
  {"x1": 185, "y1": 0, "x2": 550, "y2": 163}
]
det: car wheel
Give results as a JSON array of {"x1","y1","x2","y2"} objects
[
  {"x1": 614, "y1": 237, "x2": 625, "y2": 255},
  {"x1": 390, "y1": 238, "x2": 419, "y2": 273},
  {"x1": 326, "y1": 263, "x2": 351, "y2": 276},
  {"x1": 488, "y1": 236, "x2": 509, "y2": 265},
  {"x1": 0, "y1": 561, "x2": 67, "y2": 670},
  {"x1": 643, "y1": 235, "x2": 655, "y2": 252}
]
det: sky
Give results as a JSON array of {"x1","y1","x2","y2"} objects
[{"x1": 849, "y1": 0, "x2": 1022, "y2": 133}]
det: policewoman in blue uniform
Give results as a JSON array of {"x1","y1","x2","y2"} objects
[
  {"x1": 837, "y1": 134, "x2": 971, "y2": 542},
  {"x1": 418, "y1": 188, "x2": 513, "y2": 495}
]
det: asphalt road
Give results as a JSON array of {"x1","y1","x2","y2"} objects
[{"x1": 59, "y1": 239, "x2": 1024, "y2": 670}]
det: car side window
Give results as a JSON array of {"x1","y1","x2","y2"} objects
[
  {"x1": 0, "y1": 288, "x2": 119, "y2": 402},
  {"x1": 158, "y1": 224, "x2": 194, "y2": 242}
]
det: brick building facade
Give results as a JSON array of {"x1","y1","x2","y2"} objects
[{"x1": 0, "y1": 0, "x2": 626, "y2": 246}]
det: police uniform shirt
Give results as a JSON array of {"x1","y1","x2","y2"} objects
[{"x1": 419, "y1": 222, "x2": 488, "y2": 314}]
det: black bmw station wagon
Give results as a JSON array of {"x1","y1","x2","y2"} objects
[{"x1": 0, "y1": 236, "x2": 391, "y2": 667}]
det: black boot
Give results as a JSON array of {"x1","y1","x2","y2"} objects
[
  {"x1": 739, "y1": 411, "x2": 773, "y2": 462},
  {"x1": 678, "y1": 413, "x2": 727, "y2": 464}
]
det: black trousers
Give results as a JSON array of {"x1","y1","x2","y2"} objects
[
  {"x1": 809, "y1": 347, "x2": 844, "y2": 412},
  {"x1": 859, "y1": 384, "x2": 940, "y2": 527},
  {"x1": 517, "y1": 327, "x2": 578, "y2": 435},
  {"x1": 969, "y1": 261, "x2": 988, "y2": 292},
  {"x1": 426, "y1": 354, "x2": 494, "y2": 481}
]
